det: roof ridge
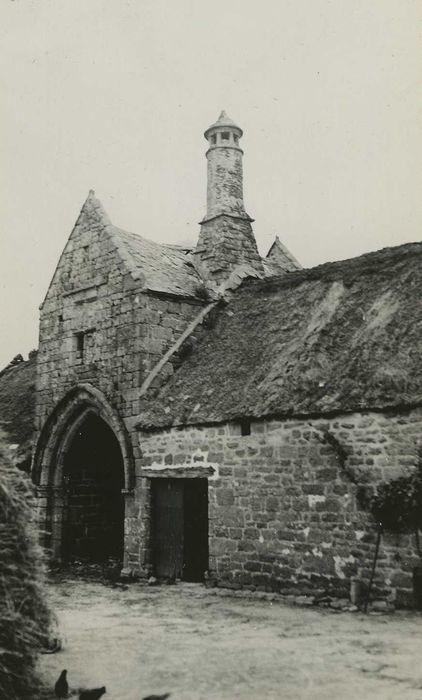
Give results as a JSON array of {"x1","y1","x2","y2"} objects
[
  {"x1": 137, "y1": 236, "x2": 422, "y2": 430},
  {"x1": 105, "y1": 224, "x2": 148, "y2": 282},
  {"x1": 106, "y1": 222, "x2": 203, "y2": 296},
  {"x1": 248, "y1": 240, "x2": 422, "y2": 293}
]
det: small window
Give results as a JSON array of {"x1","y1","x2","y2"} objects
[
  {"x1": 240, "y1": 419, "x2": 251, "y2": 436},
  {"x1": 74, "y1": 328, "x2": 95, "y2": 362},
  {"x1": 233, "y1": 134, "x2": 239, "y2": 144},
  {"x1": 221, "y1": 132, "x2": 230, "y2": 141},
  {"x1": 75, "y1": 332, "x2": 85, "y2": 359},
  {"x1": 211, "y1": 134, "x2": 217, "y2": 145}
]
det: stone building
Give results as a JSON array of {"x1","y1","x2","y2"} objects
[{"x1": 31, "y1": 112, "x2": 422, "y2": 606}]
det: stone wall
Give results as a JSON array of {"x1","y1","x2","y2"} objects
[
  {"x1": 206, "y1": 144, "x2": 246, "y2": 219},
  {"x1": 193, "y1": 215, "x2": 264, "y2": 286},
  {"x1": 33, "y1": 202, "x2": 204, "y2": 564},
  {"x1": 35, "y1": 214, "x2": 203, "y2": 453},
  {"x1": 136, "y1": 409, "x2": 422, "y2": 607}
]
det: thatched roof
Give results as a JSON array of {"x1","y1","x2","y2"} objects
[
  {"x1": 0, "y1": 354, "x2": 36, "y2": 460},
  {"x1": 138, "y1": 241, "x2": 422, "y2": 429}
]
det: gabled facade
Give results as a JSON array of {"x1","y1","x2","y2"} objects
[
  {"x1": 32, "y1": 190, "x2": 207, "y2": 563},
  {"x1": 32, "y1": 113, "x2": 292, "y2": 569},
  {"x1": 32, "y1": 113, "x2": 422, "y2": 607}
]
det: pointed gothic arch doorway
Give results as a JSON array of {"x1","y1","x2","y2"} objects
[
  {"x1": 33, "y1": 384, "x2": 135, "y2": 567},
  {"x1": 62, "y1": 413, "x2": 124, "y2": 562}
]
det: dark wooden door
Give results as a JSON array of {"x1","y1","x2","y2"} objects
[
  {"x1": 152, "y1": 479, "x2": 208, "y2": 582},
  {"x1": 153, "y1": 480, "x2": 184, "y2": 578},
  {"x1": 183, "y1": 479, "x2": 209, "y2": 582}
]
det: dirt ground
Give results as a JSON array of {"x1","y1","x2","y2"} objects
[{"x1": 40, "y1": 579, "x2": 422, "y2": 700}]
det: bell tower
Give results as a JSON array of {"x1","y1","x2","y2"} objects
[{"x1": 194, "y1": 111, "x2": 263, "y2": 287}]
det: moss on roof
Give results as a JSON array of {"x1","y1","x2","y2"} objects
[
  {"x1": 0, "y1": 354, "x2": 36, "y2": 459},
  {"x1": 138, "y1": 241, "x2": 422, "y2": 429}
]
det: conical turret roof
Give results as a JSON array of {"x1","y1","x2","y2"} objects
[{"x1": 204, "y1": 111, "x2": 243, "y2": 138}]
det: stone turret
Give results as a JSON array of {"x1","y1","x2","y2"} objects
[
  {"x1": 194, "y1": 111, "x2": 264, "y2": 287},
  {"x1": 203, "y1": 111, "x2": 250, "y2": 222}
]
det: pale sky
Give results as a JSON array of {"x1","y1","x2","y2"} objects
[{"x1": 1, "y1": 0, "x2": 421, "y2": 367}]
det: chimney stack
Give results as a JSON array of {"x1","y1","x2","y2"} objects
[{"x1": 194, "y1": 112, "x2": 263, "y2": 287}]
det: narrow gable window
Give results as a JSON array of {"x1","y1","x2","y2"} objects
[{"x1": 75, "y1": 332, "x2": 85, "y2": 360}]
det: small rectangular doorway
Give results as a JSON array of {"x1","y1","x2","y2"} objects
[{"x1": 152, "y1": 478, "x2": 208, "y2": 582}]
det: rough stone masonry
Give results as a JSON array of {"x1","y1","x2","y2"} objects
[
  {"x1": 30, "y1": 111, "x2": 422, "y2": 608},
  {"x1": 136, "y1": 411, "x2": 422, "y2": 607}
]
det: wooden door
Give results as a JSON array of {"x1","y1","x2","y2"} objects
[
  {"x1": 183, "y1": 479, "x2": 209, "y2": 582},
  {"x1": 152, "y1": 478, "x2": 208, "y2": 582},
  {"x1": 153, "y1": 480, "x2": 184, "y2": 579}
]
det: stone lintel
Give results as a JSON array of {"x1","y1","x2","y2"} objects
[{"x1": 140, "y1": 465, "x2": 215, "y2": 479}]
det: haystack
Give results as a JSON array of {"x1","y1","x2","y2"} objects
[{"x1": 0, "y1": 431, "x2": 51, "y2": 699}]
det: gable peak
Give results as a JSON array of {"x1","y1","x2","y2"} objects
[
  {"x1": 266, "y1": 235, "x2": 301, "y2": 270},
  {"x1": 77, "y1": 190, "x2": 112, "y2": 228}
]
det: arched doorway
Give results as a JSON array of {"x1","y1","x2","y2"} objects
[
  {"x1": 33, "y1": 384, "x2": 135, "y2": 567},
  {"x1": 62, "y1": 413, "x2": 125, "y2": 562}
]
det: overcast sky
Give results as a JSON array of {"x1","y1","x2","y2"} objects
[{"x1": 1, "y1": 0, "x2": 421, "y2": 367}]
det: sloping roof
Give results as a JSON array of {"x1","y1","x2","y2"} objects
[
  {"x1": 68, "y1": 192, "x2": 204, "y2": 300},
  {"x1": 138, "y1": 241, "x2": 422, "y2": 429},
  {"x1": 0, "y1": 354, "x2": 36, "y2": 460},
  {"x1": 204, "y1": 110, "x2": 243, "y2": 138},
  {"x1": 110, "y1": 226, "x2": 203, "y2": 298},
  {"x1": 265, "y1": 235, "x2": 301, "y2": 273},
  {"x1": 262, "y1": 256, "x2": 297, "y2": 277},
  {"x1": 89, "y1": 193, "x2": 203, "y2": 298}
]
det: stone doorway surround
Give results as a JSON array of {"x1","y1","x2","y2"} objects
[{"x1": 32, "y1": 384, "x2": 135, "y2": 567}]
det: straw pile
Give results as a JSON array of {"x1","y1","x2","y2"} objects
[{"x1": 0, "y1": 430, "x2": 51, "y2": 699}]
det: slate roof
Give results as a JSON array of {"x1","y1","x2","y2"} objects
[
  {"x1": 110, "y1": 226, "x2": 203, "y2": 298},
  {"x1": 265, "y1": 235, "x2": 301, "y2": 273},
  {"x1": 57, "y1": 193, "x2": 297, "y2": 302},
  {"x1": 204, "y1": 110, "x2": 243, "y2": 138},
  {"x1": 137, "y1": 241, "x2": 422, "y2": 429},
  {"x1": 80, "y1": 192, "x2": 204, "y2": 299}
]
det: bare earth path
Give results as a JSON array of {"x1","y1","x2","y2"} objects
[{"x1": 40, "y1": 580, "x2": 422, "y2": 700}]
